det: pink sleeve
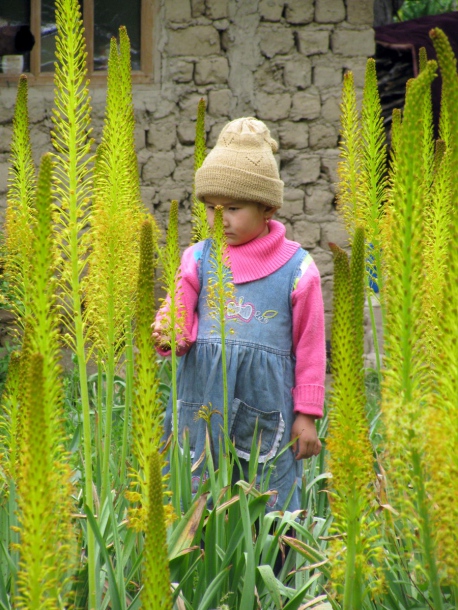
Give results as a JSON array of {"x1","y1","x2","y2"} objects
[
  {"x1": 155, "y1": 243, "x2": 202, "y2": 358},
  {"x1": 291, "y1": 261, "x2": 326, "y2": 418}
]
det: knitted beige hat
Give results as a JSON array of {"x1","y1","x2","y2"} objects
[{"x1": 195, "y1": 117, "x2": 284, "y2": 208}]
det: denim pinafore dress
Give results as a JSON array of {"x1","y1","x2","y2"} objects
[{"x1": 164, "y1": 239, "x2": 311, "y2": 512}]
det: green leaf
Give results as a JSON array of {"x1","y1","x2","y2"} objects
[
  {"x1": 195, "y1": 567, "x2": 231, "y2": 610},
  {"x1": 168, "y1": 492, "x2": 208, "y2": 559},
  {"x1": 257, "y1": 565, "x2": 283, "y2": 609},
  {"x1": 85, "y1": 505, "x2": 125, "y2": 610}
]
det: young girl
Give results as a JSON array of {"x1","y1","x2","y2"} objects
[{"x1": 154, "y1": 117, "x2": 325, "y2": 512}]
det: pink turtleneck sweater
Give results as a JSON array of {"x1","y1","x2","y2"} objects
[{"x1": 156, "y1": 220, "x2": 325, "y2": 418}]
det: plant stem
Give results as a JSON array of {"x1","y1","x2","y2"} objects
[
  {"x1": 411, "y1": 449, "x2": 444, "y2": 610},
  {"x1": 170, "y1": 291, "x2": 179, "y2": 446},
  {"x1": 101, "y1": 339, "x2": 115, "y2": 503},
  {"x1": 367, "y1": 293, "x2": 382, "y2": 383},
  {"x1": 96, "y1": 357, "x2": 103, "y2": 479},
  {"x1": 73, "y1": 313, "x2": 96, "y2": 608},
  {"x1": 343, "y1": 494, "x2": 362, "y2": 610},
  {"x1": 220, "y1": 298, "x2": 228, "y2": 455},
  {"x1": 169, "y1": 292, "x2": 182, "y2": 515},
  {"x1": 120, "y1": 319, "x2": 134, "y2": 482}
]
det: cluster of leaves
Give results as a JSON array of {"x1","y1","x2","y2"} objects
[{"x1": 396, "y1": 0, "x2": 457, "y2": 21}]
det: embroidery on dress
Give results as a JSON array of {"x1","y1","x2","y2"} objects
[
  {"x1": 226, "y1": 296, "x2": 278, "y2": 324},
  {"x1": 226, "y1": 296, "x2": 255, "y2": 322},
  {"x1": 254, "y1": 310, "x2": 278, "y2": 324}
]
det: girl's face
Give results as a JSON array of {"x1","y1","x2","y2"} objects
[{"x1": 204, "y1": 195, "x2": 275, "y2": 246}]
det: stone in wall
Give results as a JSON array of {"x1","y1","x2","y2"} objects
[
  {"x1": 259, "y1": 24, "x2": 295, "y2": 58},
  {"x1": 305, "y1": 186, "x2": 335, "y2": 220},
  {"x1": 309, "y1": 122, "x2": 338, "y2": 149},
  {"x1": 177, "y1": 121, "x2": 197, "y2": 145},
  {"x1": 281, "y1": 153, "x2": 321, "y2": 187},
  {"x1": 347, "y1": 0, "x2": 374, "y2": 25},
  {"x1": 293, "y1": 220, "x2": 321, "y2": 249},
  {"x1": 208, "y1": 89, "x2": 233, "y2": 117},
  {"x1": 285, "y1": 0, "x2": 315, "y2": 24},
  {"x1": 179, "y1": 92, "x2": 208, "y2": 119},
  {"x1": 206, "y1": 0, "x2": 229, "y2": 20},
  {"x1": 194, "y1": 57, "x2": 229, "y2": 84},
  {"x1": 315, "y1": 0, "x2": 346, "y2": 23},
  {"x1": 321, "y1": 149, "x2": 340, "y2": 185},
  {"x1": 313, "y1": 57, "x2": 344, "y2": 89},
  {"x1": 320, "y1": 214, "x2": 348, "y2": 249},
  {"x1": 256, "y1": 92, "x2": 292, "y2": 121},
  {"x1": 0, "y1": 162, "x2": 8, "y2": 195},
  {"x1": 276, "y1": 188, "x2": 305, "y2": 221},
  {"x1": 320, "y1": 93, "x2": 342, "y2": 124},
  {"x1": 311, "y1": 247, "x2": 334, "y2": 277},
  {"x1": 166, "y1": 26, "x2": 220, "y2": 56},
  {"x1": 283, "y1": 56, "x2": 312, "y2": 89},
  {"x1": 255, "y1": 60, "x2": 287, "y2": 94},
  {"x1": 142, "y1": 152, "x2": 176, "y2": 183},
  {"x1": 259, "y1": 0, "x2": 284, "y2": 22},
  {"x1": 290, "y1": 89, "x2": 321, "y2": 121},
  {"x1": 146, "y1": 117, "x2": 177, "y2": 150},
  {"x1": 296, "y1": 26, "x2": 330, "y2": 56},
  {"x1": 168, "y1": 59, "x2": 195, "y2": 83},
  {"x1": 0, "y1": 125, "x2": 13, "y2": 153},
  {"x1": 332, "y1": 26, "x2": 375, "y2": 57},
  {"x1": 165, "y1": 0, "x2": 192, "y2": 23},
  {"x1": 277, "y1": 121, "x2": 309, "y2": 149},
  {"x1": 191, "y1": 0, "x2": 205, "y2": 18}
]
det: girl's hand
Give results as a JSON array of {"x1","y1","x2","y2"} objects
[
  {"x1": 151, "y1": 320, "x2": 188, "y2": 351},
  {"x1": 291, "y1": 413, "x2": 322, "y2": 460},
  {"x1": 151, "y1": 319, "x2": 171, "y2": 350}
]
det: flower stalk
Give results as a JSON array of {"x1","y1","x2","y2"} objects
[
  {"x1": 142, "y1": 449, "x2": 172, "y2": 609},
  {"x1": 207, "y1": 205, "x2": 235, "y2": 450},
  {"x1": 50, "y1": 0, "x2": 95, "y2": 603},
  {"x1": 158, "y1": 200, "x2": 184, "y2": 445},
  {"x1": 191, "y1": 97, "x2": 210, "y2": 243},
  {"x1": 328, "y1": 229, "x2": 383, "y2": 606},
  {"x1": 126, "y1": 219, "x2": 172, "y2": 531},
  {"x1": 4, "y1": 74, "x2": 35, "y2": 326},
  {"x1": 87, "y1": 30, "x2": 144, "y2": 503}
]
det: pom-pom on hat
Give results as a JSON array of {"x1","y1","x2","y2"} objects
[{"x1": 195, "y1": 117, "x2": 284, "y2": 209}]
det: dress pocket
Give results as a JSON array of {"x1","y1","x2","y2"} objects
[
  {"x1": 229, "y1": 399, "x2": 285, "y2": 463},
  {"x1": 177, "y1": 400, "x2": 202, "y2": 458}
]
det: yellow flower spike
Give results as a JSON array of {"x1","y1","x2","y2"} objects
[
  {"x1": 13, "y1": 155, "x2": 75, "y2": 607},
  {"x1": 431, "y1": 28, "x2": 458, "y2": 205},
  {"x1": 86, "y1": 28, "x2": 146, "y2": 499},
  {"x1": 359, "y1": 58, "x2": 387, "y2": 303},
  {"x1": 424, "y1": 30, "x2": 458, "y2": 587},
  {"x1": 16, "y1": 353, "x2": 74, "y2": 610},
  {"x1": 5, "y1": 74, "x2": 35, "y2": 329},
  {"x1": 337, "y1": 70, "x2": 361, "y2": 242},
  {"x1": 127, "y1": 219, "x2": 172, "y2": 532},
  {"x1": 328, "y1": 229, "x2": 383, "y2": 606},
  {"x1": 51, "y1": 0, "x2": 97, "y2": 600},
  {"x1": 0, "y1": 352, "x2": 22, "y2": 484},
  {"x1": 381, "y1": 59, "x2": 447, "y2": 606},
  {"x1": 191, "y1": 97, "x2": 210, "y2": 243},
  {"x1": 421, "y1": 140, "x2": 452, "y2": 361},
  {"x1": 142, "y1": 449, "x2": 173, "y2": 609}
]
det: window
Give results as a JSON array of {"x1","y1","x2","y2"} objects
[{"x1": 0, "y1": 0, "x2": 153, "y2": 84}]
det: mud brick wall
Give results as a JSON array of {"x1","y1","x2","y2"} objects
[{"x1": 0, "y1": 0, "x2": 375, "y2": 347}]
